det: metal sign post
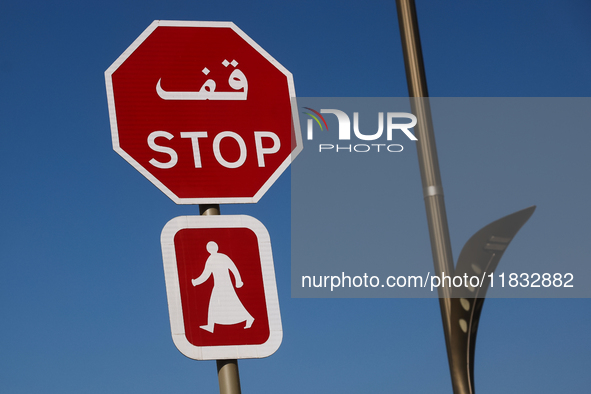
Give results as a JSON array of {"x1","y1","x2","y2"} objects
[
  {"x1": 200, "y1": 205, "x2": 241, "y2": 394},
  {"x1": 217, "y1": 359, "x2": 241, "y2": 394}
]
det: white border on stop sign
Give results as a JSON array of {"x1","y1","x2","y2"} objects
[{"x1": 105, "y1": 20, "x2": 303, "y2": 204}]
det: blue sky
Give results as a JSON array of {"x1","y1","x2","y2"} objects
[{"x1": 1, "y1": 1, "x2": 590, "y2": 393}]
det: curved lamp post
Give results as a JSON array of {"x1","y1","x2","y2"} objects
[
  {"x1": 395, "y1": 1, "x2": 536, "y2": 392},
  {"x1": 450, "y1": 206, "x2": 535, "y2": 393}
]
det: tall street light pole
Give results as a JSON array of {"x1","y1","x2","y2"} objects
[
  {"x1": 394, "y1": 0, "x2": 465, "y2": 392},
  {"x1": 395, "y1": 3, "x2": 535, "y2": 394}
]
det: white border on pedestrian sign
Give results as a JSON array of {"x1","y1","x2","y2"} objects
[{"x1": 160, "y1": 214, "x2": 282, "y2": 360}]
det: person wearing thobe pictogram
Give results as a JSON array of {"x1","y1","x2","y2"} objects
[{"x1": 192, "y1": 241, "x2": 254, "y2": 333}]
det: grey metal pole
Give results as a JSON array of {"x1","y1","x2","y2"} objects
[
  {"x1": 216, "y1": 359, "x2": 242, "y2": 394},
  {"x1": 199, "y1": 204, "x2": 221, "y2": 216},
  {"x1": 394, "y1": 1, "x2": 467, "y2": 393},
  {"x1": 199, "y1": 204, "x2": 242, "y2": 394}
]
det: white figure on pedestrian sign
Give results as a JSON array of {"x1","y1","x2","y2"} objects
[{"x1": 192, "y1": 241, "x2": 254, "y2": 333}]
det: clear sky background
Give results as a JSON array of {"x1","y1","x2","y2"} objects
[{"x1": 1, "y1": 1, "x2": 590, "y2": 393}]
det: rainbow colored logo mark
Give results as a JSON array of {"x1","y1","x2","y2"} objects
[{"x1": 302, "y1": 107, "x2": 329, "y2": 131}]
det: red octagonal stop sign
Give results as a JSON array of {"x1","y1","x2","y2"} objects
[{"x1": 105, "y1": 21, "x2": 302, "y2": 204}]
